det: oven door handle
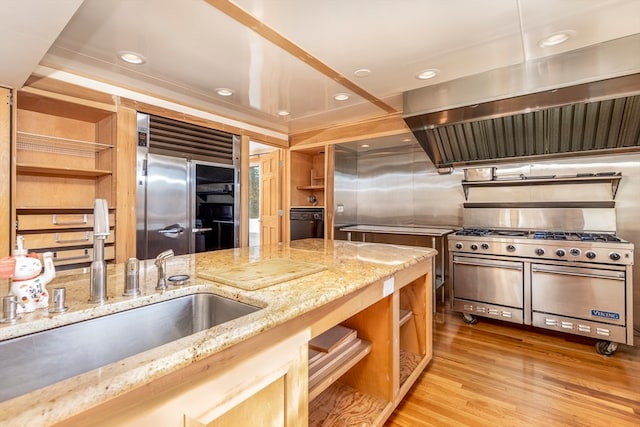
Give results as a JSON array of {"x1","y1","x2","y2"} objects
[
  {"x1": 453, "y1": 259, "x2": 523, "y2": 270},
  {"x1": 531, "y1": 266, "x2": 625, "y2": 280}
]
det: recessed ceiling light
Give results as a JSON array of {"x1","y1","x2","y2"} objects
[
  {"x1": 354, "y1": 68, "x2": 372, "y2": 78},
  {"x1": 538, "y1": 30, "x2": 575, "y2": 47},
  {"x1": 117, "y1": 51, "x2": 146, "y2": 65},
  {"x1": 334, "y1": 93, "x2": 350, "y2": 101},
  {"x1": 401, "y1": 138, "x2": 412, "y2": 143},
  {"x1": 276, "y1": 110, "x2": 290, "y2": 116},
  {"x1": 416, "y1": 69, "x2": 439, "y2": 80},
  {"x1": 215, "y1": 88, "x2": 234, "y2": 97},
  {"x1": 360, "y1": 144, "x2": 370, "y2": 148}
]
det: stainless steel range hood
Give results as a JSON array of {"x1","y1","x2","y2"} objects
[{"x1": 403, "y1": 35, "x2": 640, "y2": 169}]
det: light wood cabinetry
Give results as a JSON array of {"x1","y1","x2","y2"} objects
[
  {"x1": 59, "y1": 328, "x2": 310, "y2": 427},
  {"x1": 14, "y1": 90, "x2": 117, "y2": 269},
  {"x1": 308, "y1": 261, "x2": 431, "y2": 425},
  {"x1": 53, "y1": 258, "x2": 432, "y2": 426},
  {"x1": 290, "y1": 148, "x2": 325, "y2": 207},
  {"x1": 0, "y1": 87, "x2": 11, "y2": 258}
]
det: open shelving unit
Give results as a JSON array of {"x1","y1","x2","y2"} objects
[
  {"x1": 297, "y1": 169, "x2": 325, "y2": 190},
  {"x1": 290, "y1": 148, "x2": 325, "y2": 207},
  {"x1": 14, "y1": 90, "x2": 117, "y2": 269},
  {"x1": 307, "y1": 266, "x2": 432, "y2": 426}
]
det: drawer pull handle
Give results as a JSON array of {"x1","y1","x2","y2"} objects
[
  {"x1": 54, "y1": 231, "x2": 90, "y2": 244},
  {"x1": 52, "y1": 214, "x2": 88, "y2": 226},
  {"x1": 53, "y1": 249, "x2": 90, "y2": 262}
]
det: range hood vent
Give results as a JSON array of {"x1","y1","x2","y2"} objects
[{"x1": 404, "y1": 74, "x2": 640, "y2": 168}]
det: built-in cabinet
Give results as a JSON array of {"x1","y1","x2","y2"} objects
[
  {"x1": 14, "y1": 90, "x2": 117, "y2": 269},
  {"x1": 290, "y1": 148, "x2": 325, "y2": 207}
]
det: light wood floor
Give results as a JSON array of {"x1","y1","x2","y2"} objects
[{"x1": 385, "y1": 306, "x2": 640, "y2": 426}]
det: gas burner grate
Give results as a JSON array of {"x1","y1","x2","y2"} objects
[
  {"x1": 533, "y1": 231, "x2": 570, "y2": 240},
  {"x1": 532, "y1": 231, "x2": 623, "y2": 242},
  {"x1": 576, "y1": 233, "x2": 622, "y2": 242},
  {"x1": 456, "y1": 228, "x2": 492, "y2": 236}
]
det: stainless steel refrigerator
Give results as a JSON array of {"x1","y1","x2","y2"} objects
[{"x1": 136, "y1": 113, "x2": 239, "y2": 260}]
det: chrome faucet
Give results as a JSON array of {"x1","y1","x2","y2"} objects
[
  {"x1": 1, "y1": 295, "x2": 25, "y2": 323},
  {"x1": 89, "y1": 199, "x2": 110, "y2": 304},
  {"x1": 154, "y1": 249, "x2": 174, "y2": 291}
]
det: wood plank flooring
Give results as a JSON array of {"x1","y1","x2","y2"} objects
[{"x1": 386, "y1": 308, "x2": 640, "y2": 426}]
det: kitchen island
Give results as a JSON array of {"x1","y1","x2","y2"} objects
[
  {"x1": 339, "y1": 224, "x2": 457, "y2": 308},
  {"x1": 0, "y1": 239, "x2": 435, "y2": 426}
]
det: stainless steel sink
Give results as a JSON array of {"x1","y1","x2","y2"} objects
[{"x1": 0, "y1": 293, "x2": 260, "y2": 402}]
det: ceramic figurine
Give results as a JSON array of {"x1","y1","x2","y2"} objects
[{"x1": 9, "y1": 236, "x2": 55, "y2": 313}]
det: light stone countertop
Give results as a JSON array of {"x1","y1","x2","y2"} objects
[
  {"x1": 0, "y1": 239, "x2": 436, "y2": 427},
  {"x1": 339, "y1": 224, "x2": 458, "y2": 236}
]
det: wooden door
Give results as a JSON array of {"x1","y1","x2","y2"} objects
[{"x1": 260, "y1": 150, "x2": 281, "y2": 246}]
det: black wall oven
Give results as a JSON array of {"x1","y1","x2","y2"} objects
[{"x1": 290, "y1": 208, "x2": 324, "y2": 240}]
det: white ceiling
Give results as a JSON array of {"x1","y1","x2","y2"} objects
[{"x1": 2, "y1": 0, "x2": 640, "y2": 144}]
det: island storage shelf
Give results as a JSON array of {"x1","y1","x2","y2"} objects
[{"x1": 307, "y1": 263, "x2": 432, "y2": 426}]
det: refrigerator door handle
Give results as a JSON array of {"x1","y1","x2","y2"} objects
[
  {"x1": 192, "y1": 227, "x2": 213, "y2": 233},
  {"x1": 158, "y1": 224, "x2": 185, "y2": 238}
]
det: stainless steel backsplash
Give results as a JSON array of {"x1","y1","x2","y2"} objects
[{"x1": 334, "y1": 142, "x2": 640, "y2": 332}]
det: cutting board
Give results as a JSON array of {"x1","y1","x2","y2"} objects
[
  {"x1": 309, "y1": 324, "x2": 357, "y2": 353},
  {"x1": 197, "y1": 258, "x2": 327, "y2": 291}
]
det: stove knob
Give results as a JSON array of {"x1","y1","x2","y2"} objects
[
  {"x1": 609, "y1": 252, "x2": 621, "y2": 261},
  {"x1": 585, "y1": 250, "x2": 596, "y2": 259},
  {"x1": 506, "y1": 244, "x2": 516, "y2": 252},
  {"x1": 535, "y1": 248, "x2": 545, "y2": 256},
  {"x1": 481, "y1": 243, "x2": 489, "y2": 250},
  {"x1": 470, "y1": 244, "x2": 478, "y2": 251},
  {"x1": 556, "y1": 249, "x2": 566, "y2": 257},
  {"x1": 570, "y1": 248, "x2": 581, "y2": 256},
  {"x1": 455, "y1": 243, "x2": 463, "y2": 250}
]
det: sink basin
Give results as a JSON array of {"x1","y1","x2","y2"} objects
[{"x1": 0, "y1": 293, "x2": 261, "y2": 402}]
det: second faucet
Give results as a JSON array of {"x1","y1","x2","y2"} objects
[{"x1": 154, "y1": 249, "x2": 174, "y2": 290}]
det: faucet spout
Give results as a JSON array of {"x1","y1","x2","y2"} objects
[
  {"x1": 155, "y1": 249, "x2": 174, "y2": 291},
  {"x1": 89, "y1": 199, "x2": 110, "y2": 304}
]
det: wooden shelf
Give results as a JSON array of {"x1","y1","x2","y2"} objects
[
  {"x1": 296, "y1": 185, "x2": 324, "y2": 190},
  {"x1": 309, "y1": 338, "x2": 371, "y2": 401},
  {"x1": 399, "y1": 308, "x2": 412, "y2": 327},
  {"x1": 309, "y1": 382, "x2": 388, "y2": 427},
  {"x1": 16, "y1": 163, "x2": 112, "y2": 177},
  {"x1": 399, "y1": 349, "x2": 422, "y2": 386}
]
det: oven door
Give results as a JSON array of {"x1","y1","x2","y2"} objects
[
  {"x1": 452, "y1": 255, "x2": 524, "y2": 308},
  {"x1": 531, "y1": 263, "x2": 626, "y2": 326}
]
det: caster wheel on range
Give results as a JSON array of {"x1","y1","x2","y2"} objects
[
  {"x1": 462, "y1": 313, "x2": 478, "y2": 324},
  {"x1": 595, "y1": 340, "x2": 618, "y2": 356}
]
